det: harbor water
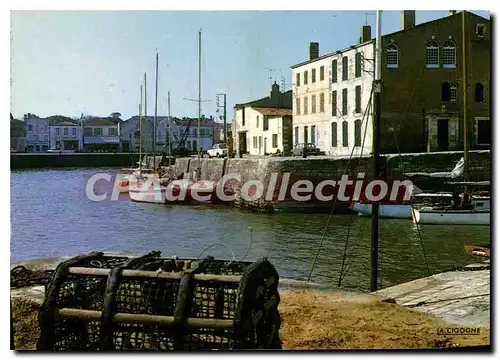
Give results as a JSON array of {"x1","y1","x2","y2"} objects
[{"x1": 10, "y1": 168, "x2": 490, "y2": 292}]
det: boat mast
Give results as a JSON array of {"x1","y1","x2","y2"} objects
[
  {"x1": 197, "y1": 29, "x2": 202, "y2": 167},
  {"x1": 139, "y1": 84, "x2": 143, "y2": 172},
  {"x1": 144, "y1": 72, "x2": 147, "y2": 156},
  {"x1": 154, "y1": 50, "x2": 159, "y2": 170},
  {"x1": 462, "y1": 11, "x2": 469, "y2": 185},
  {"x1": 168, "y1": 90, "x2": 172, "y2": 165},
  {"x1": 370, "y1": 10, "x2": 382, "y2": 292}
]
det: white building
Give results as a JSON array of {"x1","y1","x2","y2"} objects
[
  {"x1": 120, "y1": 116, "x2": 178, "y2": 153},
  {"x1": 24, "y1": 114, "x2": 49, "y2": 152},
  {"x1": 176, "y1": 119, "x2": 214, "y2": 152},
  {"x1": 233, "y1": 83, "x2": 293, "y2": 156},
  {"x1": 49, "y1": 121, "x2": 81, "y2": 151},
  {"x1": 83, "y1": 119, "x2": 120, "y2": 151},
  {"x1": 291, "y1": 30, "x2": 375, "y2": 157}
]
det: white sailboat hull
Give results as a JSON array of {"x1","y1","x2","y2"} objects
[
  {"x1": 412, "y1": 208, "x2": 490, "y2": 225},
  {"x1": 351, "y1": 203, "x2": 412, "y2": 219},
  {"x1": 128, "y1": 185, "x2": 167, "y2": 204}
]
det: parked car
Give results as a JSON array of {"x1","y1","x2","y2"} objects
[
  {"x1": 292, "y1": 143, "x2": 321, "y2": 157},
  {"x1": 207, "y1": 143, "x2": 228, "y2": 158}
]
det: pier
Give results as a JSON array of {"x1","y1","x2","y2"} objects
[{"x1": 11, "y1": 253, "x2": 490, "y2": 350}]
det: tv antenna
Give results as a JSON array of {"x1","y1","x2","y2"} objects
[
  {"x1": 362, "y1": 12, "x2": 376, "y2": 25},
  {"x1": 265, "y1": 68, "x2": 280, "y2": 87}
]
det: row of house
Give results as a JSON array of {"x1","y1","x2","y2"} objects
[
  {"x1": 232, "y1": 11, "x2": 490, "y2": 157},
  {"x1": 119, "y1": 115, "x2": 228, "y2": 153},
  {"x1": 11, "y1": 113, "x2": 229, "y2": 153},
  {"x1": 10, "y1": 115, "x2": 121, "y2": 152}
]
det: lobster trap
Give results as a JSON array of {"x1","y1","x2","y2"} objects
[{"x1": 37, "y1": 251, "x2": 281, "y2": 351}]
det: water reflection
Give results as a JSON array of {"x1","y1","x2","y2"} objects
[{"x1": 10, "y1": 168, "x2": 490, "y2": 292}]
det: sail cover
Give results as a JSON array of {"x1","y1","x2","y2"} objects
[{"x1": 404, "y1": 157, "x2": 465, "y2": 179}]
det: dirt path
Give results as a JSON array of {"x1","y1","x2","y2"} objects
[{"x1": 12, "y1": 289, "x2": 490, "y2": 350}]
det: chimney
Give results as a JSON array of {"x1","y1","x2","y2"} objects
[
  {"x1": 270, "y1": 81, "x2": 280, "y2": 99},
  {"x1": 309, "y1": 42, "x2": 319, "y2": 60},
  {"x1": 401, "y1": 10, "x2": 416, "y2": 30},
  {"x1": 361, "y1": 25, "x2": 371, "y2": 43},
  {"x1": 449, "y1": 10, "x2": 457, "y2": 16}
]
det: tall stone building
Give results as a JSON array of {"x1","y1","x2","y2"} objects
[{"x1": 291, "y1": 10, "x2": 490, "y2": 155}]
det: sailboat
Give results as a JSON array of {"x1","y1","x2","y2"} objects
[
  {"x1": 350, "y1": 158, "x2": 464, "y2": 219},
  {"x1": 128, "y1": 32, "x2": 223, "y2": 205},
  {"x1": 411, "y1": 11, "x2": 490, "y2": 226},
  {"x1": 117, "y1": 81, "x2": 154, "y2": 193}
]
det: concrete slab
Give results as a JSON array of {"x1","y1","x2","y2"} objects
[{"x1": 372, "y1": 270, "x2": 490, "y2": 328}]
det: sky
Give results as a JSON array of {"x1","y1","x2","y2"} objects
[{"x1": 10, "y1": 10, "x2": 490, "y2": 122}]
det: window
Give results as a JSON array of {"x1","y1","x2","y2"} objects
[
  {"x1": 94, "y1": 127, "x2": 103, "y2": 136},
  {"x1": 355, "y1": 52, "x2": 362, "y2": 77},
  {"x1": 426, "y1": 40, "x2": 439, "y2": 68},
  {"x1": 311, "y1": 95, "x2": 317, "y2": 114},
  {"x1": 320, "y1": 66, "x2": 325, "y2": 81},
  {"x1": 193, "y1": 140, "x2": 197, "y2": 151},
  {"x1": 304, "y1": 71, "x2": 308, "y2": 85},
  {"x1": 263, "y1": 116, "x2": 269, "y2": 131},
  {"x1": 311, "y1": 125, "x2": 316, "y2": 145},
  {"x1": 354, "y1": 119, "x2": 362, "y2": 146},
  {"x1": 332, "y1": 91, "x2": 337, "y2": 116},
  {"x1": 450, "y1": 84, "x2": 457, "y2": 102},
  {"x1": 296, "y1": 98, "x2": 301, "y2": 115},
  {"x1": 253, "y1": 136, "x2": 258, "y2": 149},
  {"x1": 296, "y1": 73, "x2": 300, "y2": 87},
  {"x1": 355, "y1": 86, "x2": 361, "y2": 113},
  {"x1": 72, "y1": 128, "x2": 76, "y2": 136},
  {"x1": 477, "y1": 119, "x2": 490, "y2": 145},
  {"x1": 304, "y1": 96, "x2": 308, "y2": 115},
  {"x1": 332, "y1": 60, "x2": 338, "y2": 83},
  {"x1": 84, "y1": 128, "x2": 92, "y2": 136},
  {"x1": 476, "y1": 24, "x2": 486, "y2": 37},
  {"x1": 475, "y1": 83, "x2": 484, "y2": 102},
  {"x1": 64, "y1": 128, "x2": 68, "y2": 136},
  {"x1": 386, "y1": 44, "x2": 399, "y2": 68},
  {"x1": 109, "y1": 128, "x2": 118, "y2": 136},
  {"x1": 56, "y1": 128, "x2": 60, "y2": 135},
  {"x1": 342, "y1": 121, "x2": 348, "y2": 147},
  {"x1": 272, "y1": 134, "x2": 278, "y2": 148},
  {"x1": 312, "y1": 68, "x2": 316, "y2": 83},
  {"x1": 342, "y1": 88, "x2": 348, "y2": 115},
  {"x1": 295, "y1": 126, "x2": 299, "y2": 145},
  {"x1": 256, "y1": 115, "x2": 259, "y2": 128},
  {"x1": 342, "y1": 56, "x2": 348, "y2": 80},
  {"x1": 304, "y1": 126, "x2": 308, "y2": 143},
  {"x1": 331, "y1": 122, "x2": 337, "y2": 147},
  {"x1": 319, "y1": 92, "x2": 325, "y2": 112},
  {"x1": 442, "y1": 41, "x2": 456, "y2": 68},
  {"x1": 441, "y1": 82, "x2": 451, "y2": 101}
]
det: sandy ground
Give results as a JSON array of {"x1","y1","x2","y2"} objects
[{"x1": 12, "y1": 289, "x2": 490, "y2": 350}]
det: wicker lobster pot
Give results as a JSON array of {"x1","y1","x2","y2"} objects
[{"x1": 37, "y1": 251, "x2": 281, "y2": 351}]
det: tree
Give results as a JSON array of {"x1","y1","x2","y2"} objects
[{"x1": 110, "y1": 112, "x2": 122, "y2": 119}]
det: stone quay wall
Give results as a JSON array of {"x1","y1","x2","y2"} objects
[{"x1": 169, "y1": 150, "x2": 490, "y2": 213}]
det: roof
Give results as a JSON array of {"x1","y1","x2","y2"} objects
[
  {"x1": 54, "y1": 121, "x2": 78, "y2": 126},
  {"x1": 291, "y1": 41, "x2": 373, "y2": 69},
  {"x1": 176, "y1": 119, "x2": 214, "y2": 126},
  {"x1": 235, "y1": 90, "x2": 293, "y2": 109},
  {"x1": 290, "y1": 11, "x2": 489, "y2": 69},
  {"x1": 252, "y1": 107, "x2": 292, "y2": 117},
  {"x1": 85, "y1": 119, "x2": 116, "y2": 126}
]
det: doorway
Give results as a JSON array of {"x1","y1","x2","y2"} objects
[
  {"x1": 264, "y1": 137, "x2": 267, "y2": 155},
  {"x1": 437, "y1": 119, "x2": 449, "y2": 151}
]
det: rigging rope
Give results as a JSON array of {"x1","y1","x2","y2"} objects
[
  {"x1": 390, "y1": 96, "x2": 431, "y2": 277},
  {"x1": 337, "y1": 94, "x2": 373, "y2": 287},
  {"x1": 307, "y1": 87, "x2": 374, "y2": 283}
]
